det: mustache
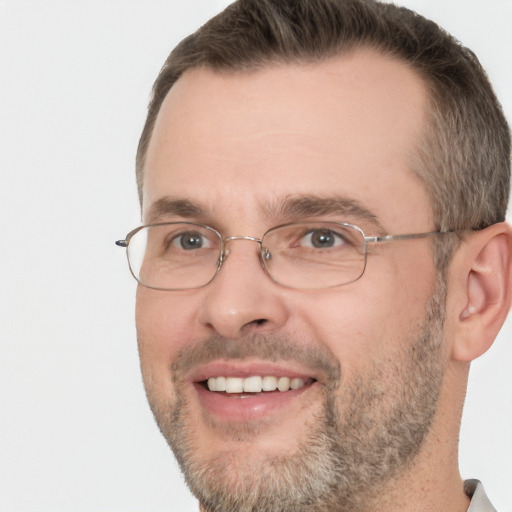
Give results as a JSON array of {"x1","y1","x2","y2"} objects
[{"x1": 171, "y1": 333, "x2": 341, "y2": 385}]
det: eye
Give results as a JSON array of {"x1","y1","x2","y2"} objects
[
  {"x1": 302, "y1": 229, "x2": 347, "y2": 249},
  {"x1": 171, "y1": 231, "x2": 213, "y2": 250}
]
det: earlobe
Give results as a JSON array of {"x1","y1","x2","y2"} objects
[{"x1": 451, "y1": 223, "x2": 512, "y2": 363}]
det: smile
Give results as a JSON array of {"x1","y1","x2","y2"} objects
[
  {"x1": 190, "y1": 363, "x2": 320, "y2": 421},
  {"x1": 206, "y1": 375, "x2": 313, "y2": 393}
]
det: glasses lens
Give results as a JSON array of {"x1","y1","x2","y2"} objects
[
  {"x1": 261, "y1": 222, "x2": 366, "y2": 289},
  {"x1": 127, "y1": 223, "x2": 222, "y2": 290}
]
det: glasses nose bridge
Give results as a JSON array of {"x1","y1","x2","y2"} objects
[{"x1": 219, "y1": 235, "x2": 264, "y2": 264}]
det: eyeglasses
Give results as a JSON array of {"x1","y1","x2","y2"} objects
[{"x1": 115, "y1": 221, "x2": 450, "y2": 290}]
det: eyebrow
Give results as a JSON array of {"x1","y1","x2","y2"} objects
[
  {"x1": 146, "y1": 197, "x2": 204, "y2": 224},
  {"x1": 265, "y1": 195, "x2": 385, "y2": 231},
  {"x1": 146, "y1": 194, "x2": 385, "y2": 232}
]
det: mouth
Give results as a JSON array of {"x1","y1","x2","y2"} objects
[{"x1": 190, "y1": 363, "x2": 319, "y2": 422}]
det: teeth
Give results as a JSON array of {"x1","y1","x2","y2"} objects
[
  {"x1": 277, "y1": 377, "x2": 290, "y2": 391},
  {"x1": 225, "y1": 377, "x2": 244, "y2": 393},
  {"x1": 262, "y1": 376, "x2": 277, "y2": 391},
  {"x1": 290, "y1": 378, "x2": 304, "y2": 390},
  {"x1": 207, "y1": 376, "x2": 226, "y2": 392},
  {"x1": 206, "y1": 376, "x2": 307, "y2": 393},
  {"x1": 243, "y1": 376, "x2": 263, "y2": 392}
]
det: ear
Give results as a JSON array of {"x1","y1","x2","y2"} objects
[{"x1": 448, "y1": 222, "x2": 512, "y2": 363}]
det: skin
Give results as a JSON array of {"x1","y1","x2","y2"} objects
[{"x1": 136, "y1": 49, "x2": 512, "y2": 511}]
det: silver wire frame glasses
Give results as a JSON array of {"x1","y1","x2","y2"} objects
[{"x1": 116, "y1": 221, "x2": 452, "y2": 291}]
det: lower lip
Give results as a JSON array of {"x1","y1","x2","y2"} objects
[{"x1": 193, "y1": 382, "x2": 316, "y2": 422}]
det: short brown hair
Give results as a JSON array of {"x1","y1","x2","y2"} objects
[{"x1": 136, "y1": 0, "x2": 510, "y2": 237}]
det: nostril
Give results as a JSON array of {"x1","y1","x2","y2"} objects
[{"x1": 240, "y1": 318, "x2": 268, "y2": 333}]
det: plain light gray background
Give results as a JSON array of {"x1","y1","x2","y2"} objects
[{"x1": 0, "y1": 1, "x2": 510, "y2": 511}]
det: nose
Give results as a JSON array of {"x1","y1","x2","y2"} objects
[{"x1": 198, "y1": 238, "x2": 289, "y2": 339}]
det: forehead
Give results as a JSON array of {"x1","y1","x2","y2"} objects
[{"x1": 142, "y1": 49, "x2": 433, "y2": 232}]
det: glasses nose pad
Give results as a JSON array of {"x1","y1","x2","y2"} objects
[
  {"x1": 218, "y1": 246, "x2": 230, "y2": 266},
  {"x1": 260, "y1": 247, "x2": 272, "y2": 270}
]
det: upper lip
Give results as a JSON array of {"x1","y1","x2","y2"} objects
[{"x1": 188, "y1": 360, "x2": 321, "y2": 384}]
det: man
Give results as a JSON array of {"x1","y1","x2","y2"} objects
[{"x1": 116, "y1": 0, "x2": 511, "y2": 510}]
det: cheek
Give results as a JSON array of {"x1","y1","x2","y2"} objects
[
  {"x1": 292, "y1": 254, "x2": 436, "y2": 372},
  {"x1": 292, "y1": 290, "x2": 391, "y2": 369},
  {"x1": 135, "y1": 286, "x2": 200, "y2": 369}
]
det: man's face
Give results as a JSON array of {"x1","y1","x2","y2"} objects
[{"x1": 137, "y1": 50, "x2": 446, "y2": 511}]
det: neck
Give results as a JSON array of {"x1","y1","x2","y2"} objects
[{"x1": 362, "y1": 447, "x2": 468, "y2": 512}]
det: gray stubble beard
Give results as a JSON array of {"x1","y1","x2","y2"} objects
[{"x1": 140, "y1": 280, "x2": 447, "y2": 512}]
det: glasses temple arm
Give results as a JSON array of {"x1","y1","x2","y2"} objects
[{"x1": 365, "y1": 230, "x2": 453, "y2": 244}]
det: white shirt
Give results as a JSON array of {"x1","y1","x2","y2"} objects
[{"x1": 466, "y1": 480, "x2": 496, "y2": 512}]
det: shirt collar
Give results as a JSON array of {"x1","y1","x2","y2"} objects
[{"x1": 465, "y1": 480, "x2": 496, "y2": 512}]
